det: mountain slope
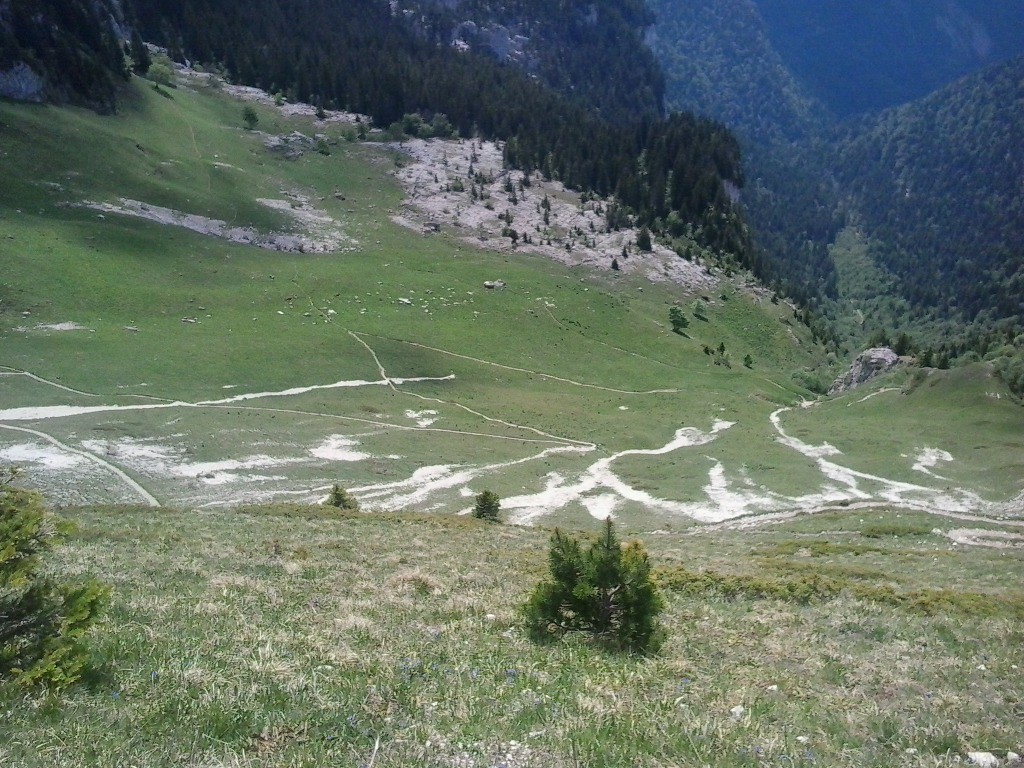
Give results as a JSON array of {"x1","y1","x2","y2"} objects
[
  {"x1": 0, "y1": 0, "x2": 130, "y2": 111},
  {"x1": 833, "y1": 56, "x2": 1024, "y2": 326},
  {"x1": 753, "y1": 0, "x2": 1024, "y2": 117},
  {"x1": 648, "y1": 0, "x2": 822, "y2": 144},
  {"x1": 392, "y1": 0, "x2": 664, "y2": 121}
]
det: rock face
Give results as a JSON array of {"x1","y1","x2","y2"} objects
[
  {"x1": 0, "y1": 62, "x2": 45, "y2": 103},
  {"x1": 828, "y1": 347, "x2": 901, "y2": 396}
]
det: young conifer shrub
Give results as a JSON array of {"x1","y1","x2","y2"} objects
[
  {"x1": 472, "y1": 490, "x2": 501, "y2": 522},
  {"x1": 0, "y1": 470, "x2": 107, "y2": 688},
  {"x1": 326, "y1": 484, "x2": 360, "y2": 511},
  {"x1": 522, "y1": 518, "x2": 664, "y2": 653}
]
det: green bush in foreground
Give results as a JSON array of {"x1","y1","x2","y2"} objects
[
  {"x1": 523, "y1": 518, "x2": 664, "y2": 653},
  {"x1": 0, "y1": 470, "x2": 107, "y2": 688}
]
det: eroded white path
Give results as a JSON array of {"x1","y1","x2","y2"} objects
[
  {"x1": 1, "y1": 348, "x2": 1013, "y2": 524},
  {"x1": 768, "y1": 406, "x2": 985, "y2": 515},
  {"x1": 503, "y1": 421, "x2": 736, "y2": 524},
  {"x1": 0, "y1": 374, "x2": 455, "y2": 422}
]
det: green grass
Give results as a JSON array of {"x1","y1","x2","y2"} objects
[{"x1": 2, "y1": 505, "x2": 1022, "y2": 767}]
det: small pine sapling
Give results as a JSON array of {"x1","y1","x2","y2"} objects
[
  {"x1": 0, "y1": 470, "x2": 107, "y2": 688},
  {"x1": 522, "y1": 518, "x2": 664, "y2": 653},
  {"x1": 326, "y1": 484, "x2": 359, "y2": 511},
  {"x1": 473, "y1": 490, "x2": 501, "y2": 522}
]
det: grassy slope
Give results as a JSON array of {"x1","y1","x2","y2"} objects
[{"x1": 2, "y1": 505, "x2": 1022, "y2": 767}]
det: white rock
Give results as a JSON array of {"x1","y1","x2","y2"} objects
[
  {"x1": 766, "y1": 684, "x2": 779, "y2": 692},
  {"x1": 730, "y1": 705, "x2": 745, "y2": 720},
  {"x1": 796, "y1": 736, "x2": 809, "y2": 744},
  {"x1": 967, "y1": 751, "x2": 999, "y2": 768},
  {"x1": 1007, "y1": 753, "x2": 1021, "y2": 765}
]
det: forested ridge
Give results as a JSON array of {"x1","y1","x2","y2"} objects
[
  {"x1": 832, "y1": 57, "x2": 1024, "y2": 324},
  {"x1": 392, "y1": 0, "x2": 665, "y2": 122},
  {"x1": 752, "y1": 0, "x2": 1024, "y2": 118},
  {"x1": 650, "y1": 0, "x2": 1024, "y2": 393}
]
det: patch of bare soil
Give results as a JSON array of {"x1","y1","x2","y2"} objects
[
  {"x1": 390, "y1": 138, "x2": 717, "y2": 292},
  {"x1": 945, "y1": 528, "x2": 1024, "y2": 549},
  {"x1": 83, "y1": 196, "x2": 354, "y2": 253}
]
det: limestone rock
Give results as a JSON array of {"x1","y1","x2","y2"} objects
[
  {"x1": 0, "y1": 62, "x2": 45, "y2": 103},
  {"x1": 828, "y1": 347, "x2": 901, "y2": 396},
  {"x1": 967, "y1": 752, "x2": 999, "y2": 768}
]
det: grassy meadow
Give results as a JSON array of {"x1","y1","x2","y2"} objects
[{"x1": 2, "y1": 75, "x2": 1020, "y2": 521}]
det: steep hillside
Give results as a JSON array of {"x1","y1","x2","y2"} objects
[
  {"x1": 650, "y1": 4, "x2": 1024, "y2": 389},
  {"x1": 820, "y1": 56, "x2": 1024, "y2": 390},
  {"x1": 648, "y1": 0, "x2": 822, "y2": 144},
  {"x1": 753, "y1": 0, "x2": 1024, "y2": 117},
  {"x1": 833, "y1": 56, "x2": 1024, "y2": 326},
  {"x1": 0, "y1": 0, "x2": 131, "y2": 110},
  {"x1": 392, "y1": 0, "x2": 664, "y2": 121},
  {"x1": 131, "y1": 0, "x2": 747, "y2": 257}
]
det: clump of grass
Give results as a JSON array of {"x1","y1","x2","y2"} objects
[
  {"x1": 655, "y1": 565, "x2": 1024, "y2": 619},
  {"x1": 860, "y1": 522, "x2": 936, "y2": 538},
  {"x1": 761, "y1": 541, "x2": 887, "y2": 557}
]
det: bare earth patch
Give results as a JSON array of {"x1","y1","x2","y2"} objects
[
  {"x1": 944, "y1": 528, "x2": 1024, "y2": 549},
  {"x1": 83, "y1": 196, "x2": 355, "y2": 253}
]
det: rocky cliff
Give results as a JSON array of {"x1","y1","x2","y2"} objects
[{"x1": 828, "y1": 347, "x2": 902, "y2": 396}]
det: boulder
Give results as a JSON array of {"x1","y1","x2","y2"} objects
[
  {"x1": 828, "y1": 347, "x2": 901, "y2": 396},
  {"x1": 967, "y1": 752, "x2": 999, "y2": 768},
  {"x1": 0, "y1": 62, "x2": 45, "y2": 103}
]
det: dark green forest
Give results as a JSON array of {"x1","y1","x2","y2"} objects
[
  {"x1": 392, "y1": 0, "x2": 664, "y2": 122},
  {"x1": 651, "y1": 0, "x2": 1024, "y2": 392},
  {"x1": 753, "y1": 0, "x2": 1024, "y2": 117},
  {"x1": 0, "y1": 0, "x2": 130, "y2": 111}
]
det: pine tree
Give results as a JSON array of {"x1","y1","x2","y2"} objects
[
  {"x1": 472, "y1": 490, "x2": 501, "y2": 522},
  {"x1": 669, "y1": 306, "x2": 689, "y2": 333},
  {"x1": 636, "y1": 226, "x2": 652, "y2": 252},
  {"x1": 522, "y1": 518, "x2": 664, "y2": 653},
  {"x1": 326, "y1": 484, "x2": 359, "y2": 511},
  {"x1": 1, "y1": 470, "x2": 107, "y2": 688},
  {"x1": 242, "y1": 105, "x2": 258, "y2": 130}
]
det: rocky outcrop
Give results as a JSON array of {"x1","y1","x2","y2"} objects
[
  {"x1": 0, "y1": 62, "x2": 44, "y2": 102},
  {"x1": 828, "y1": 347, "x2": 901, "y2": 396}
]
